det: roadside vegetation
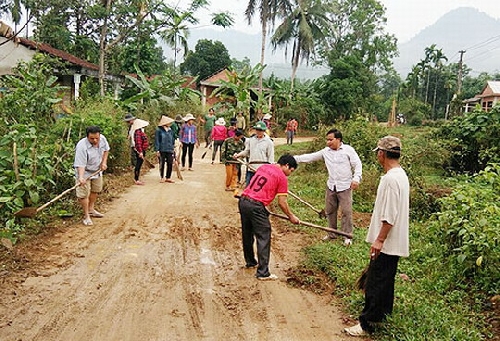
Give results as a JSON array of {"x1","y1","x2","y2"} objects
[
  {"x1": 277, "y1": 116, "x2": 499, "y2": 340},
  {"x1": 1, "y1": 0, "x2": 499, "y2": 339}
]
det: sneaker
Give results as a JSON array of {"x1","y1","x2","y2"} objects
[
  {"x1": 344, "y1": 238, "x2": 352, "y2": 246},
  {"x1": 257, "y1": 274, "x2": 278, "y2": 281},
  {"x1": 83, "y1": 217, "x2": 93, "y2": 226},
  {"x1": 322, "y1": 234, "x2": 336, "y2": 241},
  {"x1": 90, "y1": 210, "x2": 104, "y2": 218},
  {"x1": 245, "y1": 263, "x2": 257, "y2": 269},
  {"x1": 134, "y1": 180, "x2": 145, "y2": 185},
  {"x1": 344, "y1": 323, "x2": 367, "y2": 337}
]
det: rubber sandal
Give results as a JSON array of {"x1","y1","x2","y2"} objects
[
  {"x1": 90, "y1": 210, "x2": 104, "y2": 218},
  {"x1": 83, "y1": 217, "x2": 93, "y2": 226}
]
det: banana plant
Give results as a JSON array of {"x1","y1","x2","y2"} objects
[{"x1": 211, "y1": 63, "x2": 267, "y2": 122}]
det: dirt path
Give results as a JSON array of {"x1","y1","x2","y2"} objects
[{"x1": 0, "y1": 137, "x2": 353, "y2": 341}]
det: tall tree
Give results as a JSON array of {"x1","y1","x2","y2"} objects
[
  {"x1": 245, "y1": 0, "x2": 292, "y2": 92},
  {"x1": 156, "y1": 1, "x2": 233, "y2": 73},
  {"x1": 271, "y1": 0, "x2": 332, "y2": 90},
  {"x1": 158, "y1": 9, "x2": 196, "y2": 71},
  {"x1": 322, "y1": 0, "x2": 397, "y2": 73},
  {"x1": 180, "y1": 39, "x2": 231, "y2": 82},
  {"x1": 312, "y1": 0, "x2": 396, "y2": 119}
]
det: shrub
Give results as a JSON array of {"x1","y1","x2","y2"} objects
[
  {"x1": 431, "y1": 163, "x2": 500, "y2": 294},
  {"x1": 437, "y1": 107, "x2": 500, "y2": 174}
]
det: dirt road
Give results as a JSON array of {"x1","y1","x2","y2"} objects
[{"x1": 0, "y1": 137, "x2": 353, "y2": 341}]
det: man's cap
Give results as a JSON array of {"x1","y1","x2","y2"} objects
[
  {"x1": 253, "y1": 121, "x2": 267, "y2": 131},
  {"x1": 174, "y1": 115, "x2": 183, "y2": 123},
  {"x1": 123, "y1": 113, "x2": 136, "y2": 122},
  {"x1": 373, "y1": 136, "x2": 402, "y2": 153},
  {"x1": 235, "y1": 129, "x2": 244, "y2": 137}
]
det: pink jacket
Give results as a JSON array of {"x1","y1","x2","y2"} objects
[{"x1": 211, "y1": 125, "x2": 227, "y2": 141}]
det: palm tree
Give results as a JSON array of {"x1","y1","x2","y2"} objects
[
  {"x1": 159, "y1": 8, "x2": 197, "y2": 71},
  {"x1": 270, "y1": 0, "x2": 331, "y2": 90},
  {"x1": 158, "y1": 2, "x2": 233, "y2": 73},
  {"x1": 245, "y1": 0, "x2": 292, "y2": 93}
]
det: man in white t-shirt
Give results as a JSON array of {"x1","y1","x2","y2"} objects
[{"x1": 344, "y1": 136, "x2": 409, "y2": 337}]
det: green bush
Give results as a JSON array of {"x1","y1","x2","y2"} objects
[
  {"x1": 431, "y1": 163, "x2": 500, "y2": 294},
  {"x1": 437, "y1": 107, "x2": 500, "y2": 174}
]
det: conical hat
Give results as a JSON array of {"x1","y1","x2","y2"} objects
[
  {"x1": 131, "y1": 118, "x2": 149, "y2": 131},
  {"x1": 158, "y1": 115, "x2": 174, "y2": 126}
]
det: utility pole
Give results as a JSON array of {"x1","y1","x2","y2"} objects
[{"x1": 457, "y1": 50, "x2": 466, "y2": 95}]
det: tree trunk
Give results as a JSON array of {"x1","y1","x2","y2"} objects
[
  {"x1": 290, "y1": 43, "x2": 300, "y2": 92},
  {"x1": 99, "y1": 0, "x2": 112, "y2": 97},
  {"x1": 259, "y1": 21, "x2": 267, "y2": 94}
]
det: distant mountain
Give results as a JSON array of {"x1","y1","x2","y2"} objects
[
  {"x1": 161, "y1": 27, "x2": 329, "y2": 80},
  {"x1": 161, "y1": 7, "x2": 500, "y2": 80},
  {"x1": 393, "y1": 7, "x2": 500, "y2": 77}
]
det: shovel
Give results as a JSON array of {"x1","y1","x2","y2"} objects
[
  {"x1": 235, "y1": 158, "x2": 326, "y2": 218},
  {"x1": 14, "y1": 170, "x2": 101, "y2": 218},
  {"x1": 287, "y1": 190, "x2": 326, "y2": 218},
  {"x1": 268, "y1": 210, "x2": 353, "y2": 239},
  {"x1": 173, "y1": 159, "x2": 183, "y2": 180},
  {"x1": 201, "y1": 141, "x2": 213, "y2": 159}
]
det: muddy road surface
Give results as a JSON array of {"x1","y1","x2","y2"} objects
[{"x1": 0, "y1": 138, "x2": 353, "y2": 341}]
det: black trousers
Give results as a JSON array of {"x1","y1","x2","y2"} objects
[
  {"x1": 238, "y1": 197, "x2": 272, "y2": 278},
  {"x1": 134, "y1": 150, "x2": 144, "y2": 181},
  {"x1": 158, "y1": 151, "x2": 174, "y2": 179},
  {"x1": 360, "y1": 253, "x2": 399, "y2": 333},
  {"x1": 181, "y1": 143, "x2": 195, "y2": 168},
  {"x1": 211, "y1": 139, "x2": 225, "y2": 162}
]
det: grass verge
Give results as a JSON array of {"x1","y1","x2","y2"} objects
[{"x1": 277, "y1": 140, "x2": 497, "y2": 341}]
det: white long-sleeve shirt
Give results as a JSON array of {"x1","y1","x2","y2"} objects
[{"x1": 294, "y1": 143, "x2": 362, "y2": 192}]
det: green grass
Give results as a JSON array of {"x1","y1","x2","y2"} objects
[{"x1": 276, "y1": 138, "x2": 494, "y2": 341}]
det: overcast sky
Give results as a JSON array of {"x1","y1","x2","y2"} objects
[{"x1": 195, "y1": 0, "x2": 500, "y2": 43}]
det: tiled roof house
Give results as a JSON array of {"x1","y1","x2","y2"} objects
[{"x1": 0, "y1": 35, "x2": 123, "y2": 102}]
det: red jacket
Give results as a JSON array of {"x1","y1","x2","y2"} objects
[{"x1": 211, "y1": 125, "x2": 227, "y2": 141}]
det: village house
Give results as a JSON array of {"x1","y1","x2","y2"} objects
[
  {"x1": 463, "y1": 80, "x2": 500, "y2": 113},
  {"x1": 1, "y1": 26, "x2": 123, "y2": 104}
]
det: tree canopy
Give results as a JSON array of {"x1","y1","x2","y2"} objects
[{"x1": 180, "y1": 39, "x2": 232, "y2": 83}]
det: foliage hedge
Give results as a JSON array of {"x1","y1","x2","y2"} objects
[
  {"x1": 280, "y1": 132, "x2": 499, "y2": 340},
  {"x1": 438, "y1": 106, "x2": 500, "y2": 174}
]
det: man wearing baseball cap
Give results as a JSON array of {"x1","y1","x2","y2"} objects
[
  {"x1": 233, "y1": 121, "x2": 274, "y2": 187},
  {"x1": 344, "y1": 135, "x2": 410, "y2": 337}
]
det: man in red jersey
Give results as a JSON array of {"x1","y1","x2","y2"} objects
[{"x1": 238, "y1": 154, "x2": 300, "y2": 280}]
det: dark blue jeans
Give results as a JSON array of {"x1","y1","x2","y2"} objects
[{"x1": 238, "y1": 197, "x2": 272, "y2": 278}]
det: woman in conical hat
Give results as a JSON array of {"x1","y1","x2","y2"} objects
[
  {"x1": 132, "y1": 119, "x2": 150, "y2": 185},
  {"x1": 155, "y1": 116, "x2": 175, "y2": 183}
]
